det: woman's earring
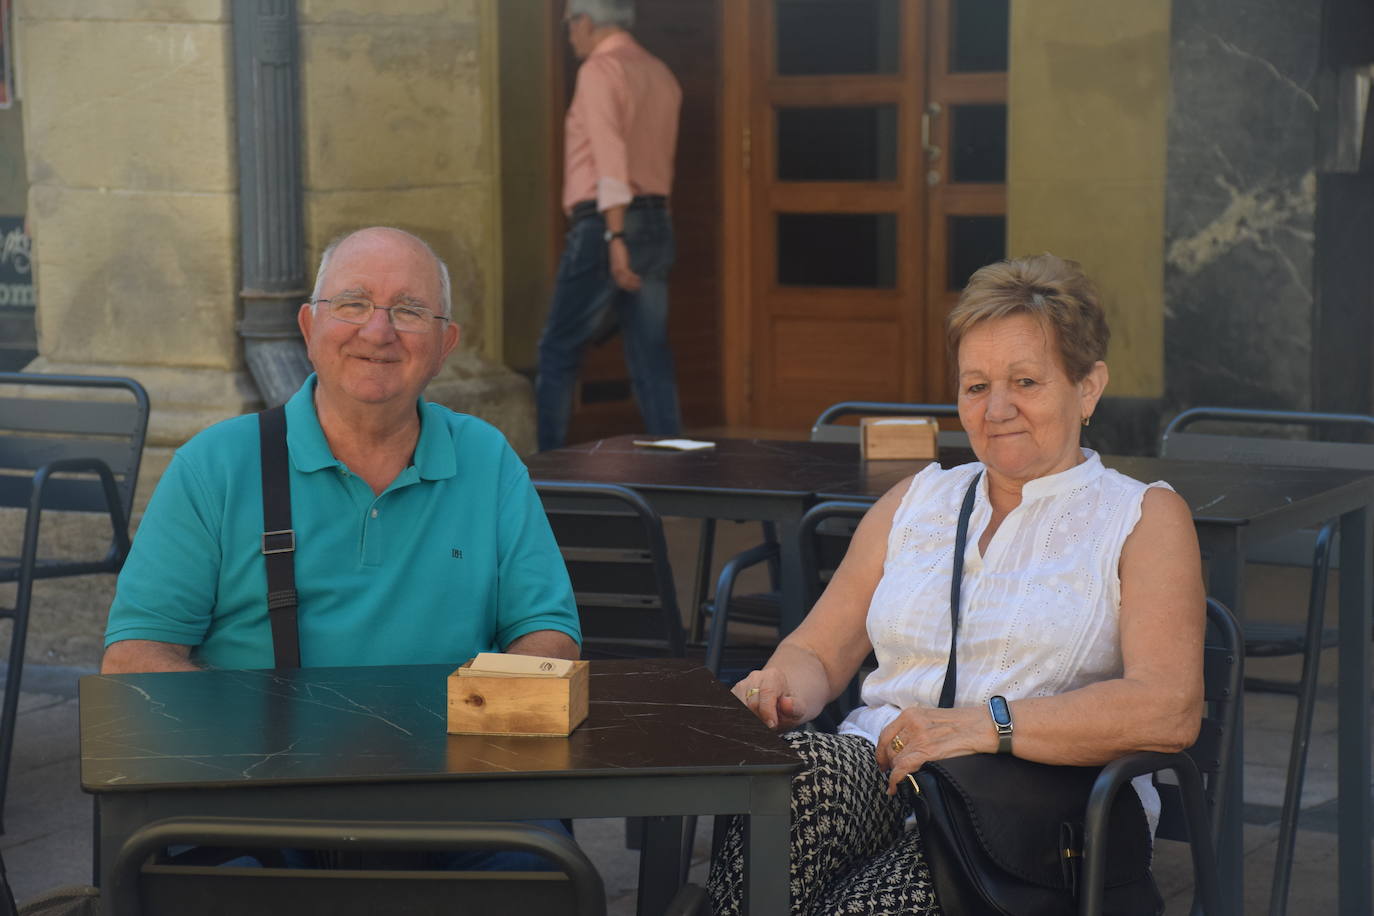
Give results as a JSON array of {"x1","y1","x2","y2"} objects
[{"x1": 1081, "y1": 416, "x2": 1091, "y2": 427}]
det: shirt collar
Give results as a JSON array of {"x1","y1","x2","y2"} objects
[
  {"x1": 285, "y1": 374, "x2": 456, "y2": 481},
  {"x1": 987, "y1": 448, "x2": 1104, "y2": 504},
  {"x1": 588, "y1": 30, "x2": 637, "y2": 58}
]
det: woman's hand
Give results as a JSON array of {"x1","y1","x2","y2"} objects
[
  {"x1": 732, "y1": 668, "x2": 809, "y2": 732},
  {"x1": 875, "y1": 706, "x2": 993, "y2": 796}
]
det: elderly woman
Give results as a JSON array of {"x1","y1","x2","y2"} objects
[{"x1": 709, "y1": 254, "x2": 1205, "y2": 915}]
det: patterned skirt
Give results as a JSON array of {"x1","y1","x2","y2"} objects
[{"x1": 707, "y1": 731, "x2": 942, "y2": 916}]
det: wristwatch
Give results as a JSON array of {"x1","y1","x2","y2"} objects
[
  {"x1": 988, "y1": 695, "x2": 1013, "y2": 755},
  {"x1": 603, "y1": 229, "x2": 627, "y2": 244}
]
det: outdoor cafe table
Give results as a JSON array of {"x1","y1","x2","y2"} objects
[
  {"x1": 80, "y1": 659, "x2": 800, "y2": 916},
  {"x1": 531, "y1": 435, "x2": 1374, "y2": 915}
]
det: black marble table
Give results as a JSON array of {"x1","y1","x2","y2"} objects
[
  {"x1": 525, "y1": 434, "x2": 937, "y2": 633},
  {"x1": 81, "y1": 659, "x2": 800, "y2": 916}
]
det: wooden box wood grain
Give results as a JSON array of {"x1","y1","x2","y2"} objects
[
  {"x1": 860, "y1": 416, "x2": 939, "y2": 460},
  {"x1": 446, "y1": 660, "x2": 590, "y2": 737}
]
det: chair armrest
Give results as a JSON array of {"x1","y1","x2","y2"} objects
[
  {"x1": 703, "y1": 541, "x2": 779, "y2": 677},
  {"x1": 26, "y1": 457, "x2": 132, "y2": 571},
  {"x1": 1080, "y1": 751, "x2": 1219, "y2": 916}
]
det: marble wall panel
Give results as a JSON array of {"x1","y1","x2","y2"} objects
[{"x1": 1165, "y1": 0, "x2": 1322, "y2": 411}]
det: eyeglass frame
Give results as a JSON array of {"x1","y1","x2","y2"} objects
[{"x1": 310, "y1": 296, "x2": 450, "y2": 333}]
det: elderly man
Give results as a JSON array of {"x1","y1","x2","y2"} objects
[
  {"x1": 535, "y1": 0, "x2": 683, "y2": 451},
  {"x1": 103, "y1": 226, "x2": 580, "y2": 674}
]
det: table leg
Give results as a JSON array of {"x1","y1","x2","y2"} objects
[
  {"x1": 1337, "y1": 505, "x2": 1372, "y2": 916},
  {"x1": 1200, "y1": 527, "x2": 1245, "y2": 916},
  {"x1": 741, "y1": 812, "x2": 789, "y2": 916},
  {"x1": 636, "y1": 815, "x2": 686, "y2": 916}
]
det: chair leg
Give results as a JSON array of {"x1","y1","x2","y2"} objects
[
  {"x1": 1268, "y1": 550, "x2": 1333, "y2": 916},
  {"x1": 689, "y1": 519, "x2": 716, "y2": 644},
  {"x1": 0, "y1": 574, "x2": 35, "y2": 836}
]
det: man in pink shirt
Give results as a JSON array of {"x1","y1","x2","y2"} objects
[{"x1": 536, "y1": 0, "x2": 683, "y2": 451}]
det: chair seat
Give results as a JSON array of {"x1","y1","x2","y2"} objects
[{"x1": 1244, "y1": 622, "x2": 1338, "y2": 657}]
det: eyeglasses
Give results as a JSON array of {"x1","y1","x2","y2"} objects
[{"x1": 313, "y1": 297, "x2": 448, "y2": 334}]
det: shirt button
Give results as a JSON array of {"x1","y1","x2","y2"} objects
[{"x1": 370, "y1": 509, "x2": 379, "y2": 519}]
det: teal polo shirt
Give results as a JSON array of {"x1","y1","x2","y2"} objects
[{"x1": 104, "y1": 376, "x2": 580, "y2": 669}]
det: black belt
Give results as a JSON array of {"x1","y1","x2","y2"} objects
[{"x1": 569, "y1": 195, "x2": 668, "y2": 223}]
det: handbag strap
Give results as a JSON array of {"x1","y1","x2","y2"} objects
[
  {"x1": 938, "y1": 471, "x2": 982, "y2": 709},
  {"x1": 258, "y1": 405, "x2": 301, "y2": 668}
]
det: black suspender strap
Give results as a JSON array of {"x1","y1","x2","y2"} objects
[
  {"x1": 258, "y1": 405, "x2": 301, "y2": 668},
  {"x1": 938, "y1": 471, "x2": 982, "y2": 709}
]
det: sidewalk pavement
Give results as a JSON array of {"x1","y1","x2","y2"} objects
[{"x1": 0, "y1": 519, "x2": 1369, "y2": 913}]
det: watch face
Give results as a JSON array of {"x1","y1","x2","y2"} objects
[{"x1": 989, "y1": 695, "x2": 1011, "y2": 727}]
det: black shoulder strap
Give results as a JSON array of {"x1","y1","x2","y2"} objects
[
  {"x1": 939, "y1": 471, "x2": 982, "y2": 709},
  {"x1": 258, "y1": 405, "x2": 300, "y2": 668}
]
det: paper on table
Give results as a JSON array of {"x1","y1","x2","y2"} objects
[
  {"x1": 456, "y1": 653, "x2": 575, "y2": 678},
  {"x1": 631, "y1": 438, "x2": 716, "y2": 451}
]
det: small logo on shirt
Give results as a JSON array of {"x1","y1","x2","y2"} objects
[{"x1": 451, "y1": 548, "x2": 464, "y2": 559}]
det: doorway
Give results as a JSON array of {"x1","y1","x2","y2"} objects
[{"x1": 546, "y1": 0, "x2": 1008, "y2": 437}]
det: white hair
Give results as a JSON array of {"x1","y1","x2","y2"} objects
[
  {"x1": 567, "y1": 0, "x2": 634, "y2": 29},
  {"x1": 310, "y1": 227, "x2": 453, "y2": 319}
]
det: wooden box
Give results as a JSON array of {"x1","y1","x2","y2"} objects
[
  {"x1": 446, "y1": 660, "x2": 590, "y2": 737},
  {"x1": 860, "y1": 416, "x2": 940, "y2": 460}
]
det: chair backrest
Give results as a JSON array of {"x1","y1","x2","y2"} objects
[
  {"x1": 535, "y1": 481, "x2": 685, "y2": 660},
  {"x1": 0, "y1": 372, "x2": 150, "y2": 520},
  {"x1": 108, "y1": 817, "x2": 606, "y2": 916},
  {"x1": 1156, "y1": 597, "x2": 1243, "y2": 848},
  {"x1": 798, "y1": 500, "x2": 872, "y2": 726},
  {"x1": 1160, "y1": 406, "x2": 1374, "y2": 471},
  {"x1": 810, "y1": 400, "x2": 970, "y2": 449}
]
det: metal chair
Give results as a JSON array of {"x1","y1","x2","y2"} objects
[
  {"x1": 1160, "y1": 406, "x2": 1373, "y2": 915},
  {"x1": 0, "y1": 372, "x2": 149, "y2": 833},
  {"x1": 107, "y1": 817, "x2": 607, "y2": 916},
  {"x1": 1081, "y1": 597, "x2": 1242, "y2": 916},
  {"x1": 535, "y1": 481, "x2": 687, "y2": 663},
  {"x1": 692, "y1": 402, "x2": 964, "y2": 661}
]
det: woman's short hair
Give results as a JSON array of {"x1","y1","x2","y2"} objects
[
  {"x1": 567, "y1": 0, "x2": 635, "y2": 29},
  {"x1": 946, "y1": 253, "x2": 1109, "y2": 382}
]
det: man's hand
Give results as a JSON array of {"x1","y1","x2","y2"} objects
[{"x1": 608, "y1": 238, "x2": 642, "y2": 291}]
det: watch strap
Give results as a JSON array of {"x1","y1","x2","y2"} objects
[
  {"x1": 604, "y1": 230, "x2": 627, "y2": 243},
  {"x1": 988, "y1": 695, "x2": 1013, "y2": 755}
]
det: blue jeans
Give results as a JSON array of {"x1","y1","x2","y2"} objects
[{"x1": 536, "y1": 202, "x2": 681, "y2": 451}]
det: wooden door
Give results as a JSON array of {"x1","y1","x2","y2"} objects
[{"x1": 723, "y1": 0, "x2": 1008, "y2": 429}]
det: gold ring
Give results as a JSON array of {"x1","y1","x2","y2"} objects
[
  {"x1": 746, "y1": 687, "x2": 761, "y2": 699},
  {"x1": 890, "y1": 735, "x2": 905, "y2": 753}
]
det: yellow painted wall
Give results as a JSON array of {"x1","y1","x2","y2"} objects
[
  {"x1": 497, "y1": 0, "x2": 555, "y2": 372},
  {"x1": 1007, "y1": 0, "x2": 1170, "y2": 399}
]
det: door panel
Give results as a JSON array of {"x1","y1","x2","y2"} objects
[{"x1": 727, "y1": 0, "x2": 1008, "y2": 429}]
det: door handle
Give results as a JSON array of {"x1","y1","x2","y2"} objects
[{"x1": 921, "y1": 102, "x2": 942, "y2": 162}]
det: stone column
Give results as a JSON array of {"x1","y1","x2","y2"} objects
[
  {"x1": 298, "y1": 0, "x2": 535, "y2": 452},
  {"x1": 16, "y1": 0, "x2": 259, "y2": 468}
]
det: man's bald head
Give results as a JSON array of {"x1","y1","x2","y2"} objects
[{"x1": 310, "y1": 227, "x2": 453, "y2": 319}]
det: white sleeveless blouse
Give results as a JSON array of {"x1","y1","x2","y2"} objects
[{"x1": 837, "y1": 450, "x2": 1169, "y2": 827}]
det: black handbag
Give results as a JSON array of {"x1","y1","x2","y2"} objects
[{"x1": 899, "y1": 472, "x2": 1163, "y2": 916}]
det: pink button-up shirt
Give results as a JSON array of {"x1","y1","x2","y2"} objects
[{"x1": 562, "y1": 32, "x2": 681, "y2": 215}]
